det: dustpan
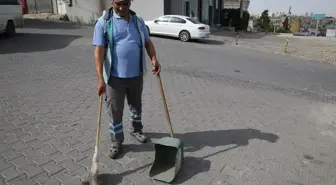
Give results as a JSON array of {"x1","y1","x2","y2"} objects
[{"x1": 149, "y1": 74, "x2": 184, "y2": 183}]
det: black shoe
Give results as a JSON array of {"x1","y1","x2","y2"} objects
[
  {"x1": 108, "y1": 143, "x2": 123, "y2": 159},
  {"x1": 130, "y1": 131, "x2": 147, "y2": 143}
]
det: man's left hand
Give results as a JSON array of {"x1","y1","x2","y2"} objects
[{"x1": 152, "y1": 59, "x2": 161, "y2": 75}]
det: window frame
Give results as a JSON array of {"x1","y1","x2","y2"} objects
[
  {"x1": 170, "y1": 16, "x2": 187, "y2": 24},
  {"x1": 0, "y1": 0, "x2": 21, "y2": 5}
]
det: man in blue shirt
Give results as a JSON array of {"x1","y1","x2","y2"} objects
[{"x1": 93, "y1": 0, "x2": 161, "y2": 159}]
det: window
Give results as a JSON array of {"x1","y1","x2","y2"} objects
[
  {"x1": 155, "y1": 16, "x2": 171, "y2": 23},
  {"x1": 0, "y1": 0, "x2": 20, "y2": 5},
  {"x1": 186, "y1": 18, "x2": 202, "y2": 24},
  {"x1": 170, "y1": 17, "x2": 187, "y2": 24}
]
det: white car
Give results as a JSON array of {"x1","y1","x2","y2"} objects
[
  {"x1": 145, "y1": 15, "x2": 211, "y2": 42},
  {"x1": 0, "y1": 0, "x2": 24, "y2": 37}
]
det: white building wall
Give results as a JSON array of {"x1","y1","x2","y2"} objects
[
  {"x1": 63, "y1": 0, "x2": 109, "y2": 24},
  {"x1": 60, "y1": 0, "x2": 250, "y2": 24},
  {"x1": 62, "y1": 0, "x2": 165, "y2": 23},
  {"x1": 326, "y1": 29, "x2": 336, "y2": 37},
  {"x1": 130, "y1": 0, "x2": 164, "y2": 21}
]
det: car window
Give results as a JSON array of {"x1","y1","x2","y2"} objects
[
  {"x1": 156, "y1": 16, "x2": 171, "y2": 23},
  {"x1": 170, "y1": 17, "x2": 186, "y2": 24},
  {"x1": 186, "y1": 18, "x2": 202, "y2": 24},
  {"x1": 0, "y1": 0, "x2": 20, "y2": 5}
]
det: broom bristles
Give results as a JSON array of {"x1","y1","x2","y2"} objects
[
  {"x1": 82, "y1": 146, "x2": 100, "y2": 185},
  {"x1": 82, "y1": 171, "x2": 100, "y2": 185},
  {"x1": 91, "y1": 162, "x2": 98, "y2": 172}
]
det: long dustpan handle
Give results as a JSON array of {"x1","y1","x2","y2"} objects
[
  {"x1": 96, "y1": 95, "x2": 103, "y2": 146},
  {"x1": 156, "y1": 74, "x2": 174, "y2": 138}
]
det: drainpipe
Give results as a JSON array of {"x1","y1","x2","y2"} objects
[
  {"x1": 50, "y1": 0, "x2": 54, "y2": 14},
  {"x1": 212, "y1": 0, "x2": 215, "y2": 26},
  {"x1": 239, "y1": 0, "x2": 244, "y2": 19},
  {"x1": 218, "y1": 0, "x2": 222, "y2": 26},
  {"x1": 239, "y1": 0, "x2": 244, "y2": 30},
  {"x1": 55, "y1": 0, "x2": 58, "y2": 14}
]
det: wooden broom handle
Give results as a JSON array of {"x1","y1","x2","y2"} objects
[
  {"x1": 96, "y1": 95, "x2": 103, "y2": 146},
  {"x1": 156, "y1": 74, "x2": 174, "y2": 138}
]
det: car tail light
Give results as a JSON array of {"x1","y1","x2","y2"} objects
[{"x1": 198, "y1": 26, "x2": 205, "y2": 30}]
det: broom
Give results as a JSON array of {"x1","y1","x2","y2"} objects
[{"x1": 82, "y1": 95, "x2": 103, "y2": 185}]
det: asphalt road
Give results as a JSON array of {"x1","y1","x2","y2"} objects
[{"x1": 1, "y1": 20, "x2": 336, "y2": 185}]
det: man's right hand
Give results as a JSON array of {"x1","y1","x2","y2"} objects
[{"x1": 97, "y1": 79, "x2": 105, "y2": 96}]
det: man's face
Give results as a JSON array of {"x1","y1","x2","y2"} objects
[{"x1": 113, "y1": 0, "x2": 131, "y2": 17}]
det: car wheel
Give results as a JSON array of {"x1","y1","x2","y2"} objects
[
  {"x1": 5, "y1": 20, "x2": 16, "y2": 37},
  {"x1": 179, "y1": 30, "x2": 190, "y2": 42}
]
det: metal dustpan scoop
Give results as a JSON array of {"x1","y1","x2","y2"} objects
[{"x1": 149, "y1": 74, "x2": 184, "y2": 183}]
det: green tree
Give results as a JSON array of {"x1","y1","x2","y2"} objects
[
  {"x1": 258, "y1": 10, "x2": 271, "y2": 32},
  {"x1": 283, "y1": 16, "x2": 289, "y2": 31}
]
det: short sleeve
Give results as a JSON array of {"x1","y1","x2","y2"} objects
[
  {"x1": 92, "y1": 21, "x2": 105, "y2": 46},
  {"x1": 139, "y1": 18, "x2": 150, "y2": 42}
]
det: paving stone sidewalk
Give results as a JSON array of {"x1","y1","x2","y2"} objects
[{"x1": 1, "y1": 27, "x2": 336, "y2": 185}]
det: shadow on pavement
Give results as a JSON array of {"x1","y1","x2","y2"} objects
[
  {"x1": 145, "y1": 128, "x2": 279, "y2": 153},
  {"x1": 150, "y1": 34, "x2": 225, "y2": 45},
  {"x1": 0, "y1": 33, "x2": 82, "y2": 54},
  {"x1": 100, "y1": 128, "x2": 278, "y2": 184},
  {"x1": 96, "y1": 163, "x2": 152, "y2": 185},
  {"x1": 23, "y1": 18, "x2": 89, "y2": 30},
  {"x1": 96, "y1": 156, "x2": 210, "y2": 185},
  {"x1": 169, "y1": 156, "x2": 211, "y2": 184},
  {"x1": 195, "y1": 39, "x2": 225, "y2": 45}
]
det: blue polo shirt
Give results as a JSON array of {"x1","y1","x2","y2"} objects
[{"x1": 92, "y1": 12, "x2": 150, "y2": 78}]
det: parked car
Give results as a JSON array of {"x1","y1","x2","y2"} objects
[
  {"x1": 145, "y1": 15, "x2": 211, "y2": 42},
  {"x1": 0, "y1": 0, "x2": 24, "y2": 37}
]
